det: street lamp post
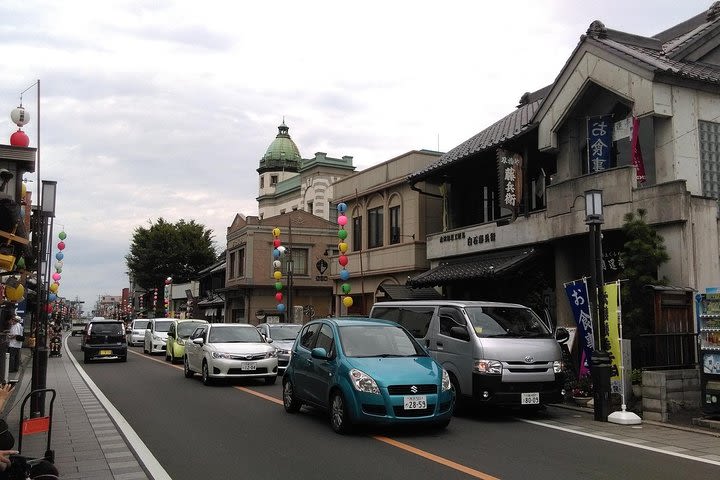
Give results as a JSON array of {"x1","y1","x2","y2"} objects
[
  {"x1": 584, "y1": 189, "x2": 611, "y2": 422},
  {"x1": 30, "y1": 179, "x2": 57, "y2": 416}
]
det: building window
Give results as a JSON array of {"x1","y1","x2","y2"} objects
[
  {"x1": 307, "y1": 201, "x2": 314, "y2": 214},
  {"x1": 271, "y1": 175, "x2": 278, "y2": 186},
  {"x1": 368, "y1": 207, "x2": 383, "y2": 248},
  {"x1": 285, "y1": 248, "x2": 308, "y2": 276},
  {"x1": 260, "y1": 176, "x2": 264, "y2": 189},
  {"x1": 352, "y1": 216, "x2": 362, "y2": 251},
  {"x1": 228, "y1": 251, "x2": 236, "y2": 279},
  {"x1": 389, "y1": 206, "x2": 400, "y2": 244},
  {"x1": 237, "y1": 248, "x2": 245, "y2": 278},
  {"x1": 699, "y1": 120, "x2": 720, "y2": 199}
]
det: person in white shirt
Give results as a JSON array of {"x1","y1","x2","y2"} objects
[{"x1": 8, "y1": 316, "x2": 24, "y2": 373}]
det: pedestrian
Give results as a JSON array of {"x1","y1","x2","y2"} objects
[{"x1": 8, "y1": 317, "x2": 23, "y2": 373}]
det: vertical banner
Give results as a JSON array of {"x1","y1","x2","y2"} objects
[
  {"x1": 631, "y1": 115, "x2": 647, "y2": 184},
  {"x1": 605, "y1": 281, "x2": 622, "y2": 394},
  {"x1": 564, "y1": 279, "x2": 594, "y2": 377},
  {"x1": 497, "y1": 149, "x2": 523, "y2": 214},
  {"x1": 587, "y1": 115, "x2": 613, "y2": 172}
]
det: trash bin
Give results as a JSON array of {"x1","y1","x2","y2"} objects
[{"x1": 591, "y1": 350, "x2": 612, "y2": 421}]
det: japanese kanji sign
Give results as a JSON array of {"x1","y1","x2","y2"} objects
[
  {"x1": 496, "y1": 149, "x2": 523, "y2": 212},
  {"x1": 587, "y1": 115, "x2": 613, "y2": 172},
  {"x1": 564, "y1": 278, "x2": 594, "y2": 377}
]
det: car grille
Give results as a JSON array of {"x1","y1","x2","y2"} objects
[
  {"x1": 393, "y1": 405, "x2": 436, "y2": 417},
  {"x1": 227, "y1": 353, "x2": 267, "y2": 361},
  {"x1": 362, "y1": 404, "x2": 387, "y2": 416},
  {"x1": 387, "y1": 384, "x2": 437, "y2": 395},
  {"x1": 226, "y1": 367, "x2": 269, "y2": 375}
]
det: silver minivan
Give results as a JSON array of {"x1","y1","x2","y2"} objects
[{"x1": 369, "y1": 300, "x2": 569, "y2": 408}]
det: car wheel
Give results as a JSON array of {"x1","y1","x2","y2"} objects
[
  {"x1": 330, "y1": 390, "x2": 352, "y2": 434},
  {"x1": 449, "y1": 374, "x2": 466, "y2": 415},
  {"x1": 183, "y1": 357, "x2": 194, "y2": 378},
  {"x1": 202, "y1": 361, "x2": 212, "y2": 386},
  {"x1": 143, "y1": 343, "x2": 148, "y2": 354},
  {"x1": 283, "y1": 379, "x2": 302, "y2": 413},
  {"x1": 265, "y1": 375, "x2": 277, "y2": 385},
  {"x1": 165, "y1": 351, "x2": 171, "y2": 362}
]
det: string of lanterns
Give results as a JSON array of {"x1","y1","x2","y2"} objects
[
  {"x1": 164, "y1": 277, "x2": 172, "y2": 317},
  {"x1": 47, "y1": 231, "x2": 66, "y2": 312},
  {"x1": 153, "y1": 288, "x2": 158, "y2": 316},
  {"x1": 337, "y1": 203, "x2": 353, "y2": 309},
  {"x1": 272, "y1": 227, "x2": 286, "y2": 314}
]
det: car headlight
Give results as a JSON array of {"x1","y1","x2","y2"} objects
[
  {"x1": 553, "y1": 360, "x2": 562, "y2": 373},
  {"x1": 473, "y1": 359, "x2": 503, "y2": 375},
  {"x1": 441, "y1": 369, "x2": 452, "y2": 392},
  {"x1": 265, "y1": 350, "x2": 277, "y2": 358},
  {"x1": 349, "y1": 368, "x2": 380, "y2": 395},
  {"x1": 275, "y1": 348, "x2": 290, "y2": 355},
  {"x1": 211, "y1": 351, "x2": 231, "y2": 359},
  {"x1": 152, "y1": 334, "x2": 164, "y2": 341}
]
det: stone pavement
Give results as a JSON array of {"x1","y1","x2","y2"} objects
[{"x1": 0, "y1": 336, "x2": 719, "y2": 479}]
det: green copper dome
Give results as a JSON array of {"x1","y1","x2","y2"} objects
[{"x1": 258, "y1": 121, "x2": 301, "y2": 173}]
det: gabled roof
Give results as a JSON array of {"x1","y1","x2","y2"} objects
[{"x1": 407, "y1": 95, "x2": 545, "y2": 183}]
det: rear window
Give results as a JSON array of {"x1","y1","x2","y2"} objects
[
  {"x1": 154, "y1": 320, "x2": 173, "y2": 332},
  {"x1": 371, "y1": 306, "x2": 434, "y2": 338},
  {"x1": 133, "y1": 320, "x2": 149, "y2": 329},
  {"x1": 90, "y1": 323, "x2": 123, "y2": 335}
]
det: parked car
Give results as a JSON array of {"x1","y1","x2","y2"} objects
[
  {"x1": 183, "y1": 323, "x2": 278, "y2": 386},
  {"x1": 282, "y1": 317, "x2": 454, "y2": 434},
  {"x1": 126, "y1": 319, "x2": 149, "y2": 346},
  {"x1": 71, "y1": 319, "x2": 88, "y2": 336},
  {"x1": 143, "y1": 318, "x2": 174, "y2": 355},
  {"x1": 166, "y1": 319, "x2": 208, "y2": 363},
  {"x1": 369, "y1": 300, "x2": 570, "y2": 409},
  {"x1": 256, "y1": 323, "x2": 302, "y2": 373},
  {"x1": 81, "y1": 319, "x2": 127, "y2": 363}
]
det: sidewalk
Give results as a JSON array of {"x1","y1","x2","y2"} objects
[
  {"x1": 1, "y1": 338, "x2": 719, "y2": 478},
  {"x1": 2, "y1": 339, "x2": 151, "y2": 479}
]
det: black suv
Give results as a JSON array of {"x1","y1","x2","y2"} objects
[{"x1": 81, "y1": 320, "x2": 127, "y2": 363}]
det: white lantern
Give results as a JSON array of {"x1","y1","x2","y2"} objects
[{"x1": 10, "y1": 106, "x2": 30, "y2": 127}]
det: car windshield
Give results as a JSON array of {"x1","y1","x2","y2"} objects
[
  {"x1": 133, "y1": 320, "x2": 149, "y2": 329},
  {"x1": 154, "y1": 321, "x2": 173, "y2": 332},
  {"x1": 339, "y1": 325, "x2": 427, "y2": 358},
  {"x1": 268, "y1": 324, "x2": 301, "y2": 340},
  {"x1": 209, "y1": 326, "x2": 264, "y2": 343},
  {"x1": 178, "y1": 322, "x2": 205, "y2": 338},
  {"x1": 465, "y1": 306, "x2": 552, "y2": 338},
  {"x1": 91, "y1": 323, "x2": 123, "y2": 335}
]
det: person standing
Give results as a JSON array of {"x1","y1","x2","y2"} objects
[{"x1": 8, "y1": 316, "x2": 24, "y2": 373}]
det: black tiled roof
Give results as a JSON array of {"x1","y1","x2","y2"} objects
[{"x1": 377, "y1": 284, "x2": 442, "y2": 301}]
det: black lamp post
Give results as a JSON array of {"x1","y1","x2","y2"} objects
[
  {"x1": 30, "y1": 179, "x2": 57, "y2": 416},
  {"x1": 584, "y1": 189, "x2": 611, "y2": 422}
]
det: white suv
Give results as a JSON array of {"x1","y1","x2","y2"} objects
[{"x1": 143, "y1": 318, "x2": 173, "y2": 354}]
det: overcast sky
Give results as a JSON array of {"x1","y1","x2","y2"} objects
[{"x1": 0, "y1": 0, "x2": 711, "y2": 313}]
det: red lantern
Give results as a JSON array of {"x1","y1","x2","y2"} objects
[
  {"x1": 10, "y1": 129, "x2": 29, "y2": 147},
  {"x1": 338, "y1": 255, "x2": 348, "y2": 266},
  {"x1": 57, "y1": 241, "x2": 65, "y2": 251},
  {"x1": 273, "y1": 239, "x2": 281, "y2": 248},
  {"x1": 275, "y1": 292, "x2": 283, "y2": 302},
  {"x1": 45, "y1": 304, "x2": 53, "y2": 313}
]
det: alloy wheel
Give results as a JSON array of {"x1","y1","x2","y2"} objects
[
  {"x1": 202, "y1": 361, "x2": 211, "y2": 385},
  {"x1": 330, "y1": 391, "x2": 349, "y2": 434}
]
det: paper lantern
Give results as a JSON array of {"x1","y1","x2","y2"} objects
[
  {"x1": 337, "y1": 203, "x2": 347, "y2": 213},
  {"x1": 10, "y1": 130, "x2": 29, "y2": 147},
  {"x1": 58, "y1": 231, "x2": 67, "y2": 240},
  {"x1": 49, "y1": 283, "x2": 59, "y2": 293},
  {"x1": 4, "y1": 283, "x2": 24, "y2": 301},
  {"x1": 338, "y1": 255, "x2": 348, "y2": 266},
  {"x1": 57, "y1": 241, "x2": 65, "y2": 250},
  {"x1": 56, "y1": 252, "x2": 64, "y2": 260},
  {"x1": 277, "y1": 303, "x2": 286, "y2": 312},
  {"x1": 338, "y1": 229, "x2": 348, "y2": 240},
  {"x1": 273, "y1": 270, "x2": 282, "y2": 280},
  {"x1": 341, "y1": 283, "x2": 351, "y2": 294},
  {"x1": 273, "y1": 238, "x2": 281, "y2": 248},
  {"x1": 338, "y1": 215, "x2": 347, "y2": 226},
  {"x1": 275, "y1": 292, "x2": 283, "y2": 302},
  {"x1": 339, "y1": 269, "x2": 350, "y2": 281},
  {"x1": 273, "y1": 260, "x2": 281, "y2": 269},
  {"x1": 11, "y1": 106, "x2": 30, "y2": 127},
  {"x1": 342, "y1": 296, "x2": 353, "y2": 308},
  {"x1": 272, "y1": 227, "x2": 281, "y2": 237},
  {"x1": 338, "y1": 242, "x2": 348, "y2": 253},
  {"x1": 275, "y1": 282, "x2": 283, "y2": 291},
  {"x1": 52, "y1": 272, "x2": 61, "y2": 281}
]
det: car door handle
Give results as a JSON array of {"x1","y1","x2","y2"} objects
[{"x1": 436, "y1": 341, "x2": 443, "y2": 347}]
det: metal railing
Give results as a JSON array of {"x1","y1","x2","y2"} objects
[{"x1": 633, "y1": 332, "x2": 698, "y2": 370}]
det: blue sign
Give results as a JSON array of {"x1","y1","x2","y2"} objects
[
  {"x1": 587, "y1": 115, "x2": 613, "y2": 172},
  {"x1": 564, "y1": 279, "x2": 594, "y2": 376}
]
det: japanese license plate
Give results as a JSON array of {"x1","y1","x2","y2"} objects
[
  {"x1": 99, "y1": 350, "x2": 112, "y2": 356},
  {"x1": 403, "y1": 395, "x2": 427, "y2": 410},
  {"x1": 240, "y1": 362, "x2": 257, "y2": 371},
  {"x1": 521, "y1": 392, "x2": 540, "y2": 405}
]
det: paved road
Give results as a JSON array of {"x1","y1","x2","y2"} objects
[{"x1": 67, "y1": 337, "x2": 720, "y2": 480}]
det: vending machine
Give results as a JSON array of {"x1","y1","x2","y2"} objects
[{"x1": 697, "y1": 292, "x2": 720, "y2": 415}]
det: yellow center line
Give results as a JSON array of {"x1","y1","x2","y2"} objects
[{"x1": 132, "y1": 348, "x2": 498, "y2": 479}]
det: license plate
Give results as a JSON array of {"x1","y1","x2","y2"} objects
[
  {"x1": 403, "y1": 395, "x2": 427, "y2": 410},
  {"x1": 99, "y1": 350, "x2": 112, "y2": 356},
  {"x1": 240, "y1": 362, "x2": 257, "y2": 371},
  {"x1": 521, "y1": 392, "x2": 540, "y2": 405}
]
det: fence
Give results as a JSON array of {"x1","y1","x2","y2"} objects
[{"x1": 633, "y1": 332, "x2": 698, "y2": 370}]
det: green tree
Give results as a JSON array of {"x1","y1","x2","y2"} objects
[
  {"x1": 619, "y1": 209, "x2": 669, "y2": 340},
  {"x1": 125, "y1": 218, "x2": 217, "y2": 314}
]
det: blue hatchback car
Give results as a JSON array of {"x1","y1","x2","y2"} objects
[{"x1": 282, "y1": 317, "x2": 454, "y2": 433}]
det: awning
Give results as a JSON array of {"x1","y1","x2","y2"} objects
[
  {"x1": 377, "y1": 284, "x2": 442, "y2": 301},
  {"x1": 408, "y1": 247, "x2": 540, "y2": 287}
]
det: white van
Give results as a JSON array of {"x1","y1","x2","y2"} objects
[{"x1": 369, "y1": 300, "x2": 569, "y2": 408}]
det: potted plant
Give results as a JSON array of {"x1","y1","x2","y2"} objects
[
  {"x1": 571, "y1": 373, "x2": 594, "y2": 406},
  {"x1": 631, "y1": 369, "x2": 642, "y2": 398}
]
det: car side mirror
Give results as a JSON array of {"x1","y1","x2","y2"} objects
[
  {"x1": 192, "y1": 337, "x2": 204, "y2": 345},
  {"x1": 555, "y1": 327, "x2": 570, "y2": 344},
  {"x1": 266, "y1": 338, "x2": 273, "y2": 344},
  {"x1": 311, "y1": 347, "x2": 329, "y2": 359},
  {"x1": 449, "y1": 326, "x2": 470, "y2": 341}
]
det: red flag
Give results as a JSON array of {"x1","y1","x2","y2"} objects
[{"x1": 631, "y1": 116, "x2": 646, "y2": 184}]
